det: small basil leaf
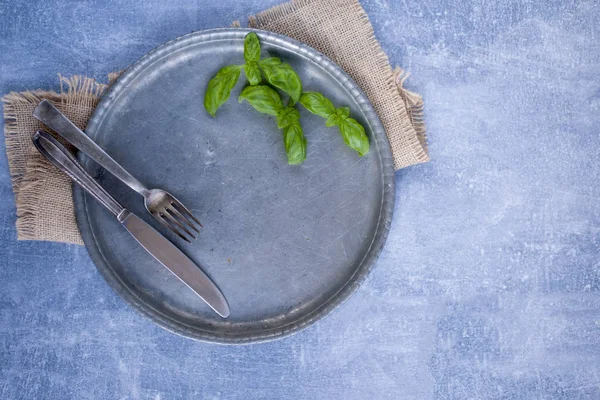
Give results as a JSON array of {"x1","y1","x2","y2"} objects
[
  {"x1": 337, "y1": 117, "x2": 370, "y2": 156},
  {"x1": 238, "y1": 85, "x2": 283, "y2": 116},
  {"x1": 259, "y1": 57, "x2": 282, "y2": 67},
  {"x1": 244, "y1": 63, "x2": 262, "y2": 85},
  {"x1": 336, "y1": 106, "x2": 350, "y2": 119},
  {"x1": 204, "y1": 65, "x2": 242, "y2": 117},
  {"x1": 244, "y1": 32, "x2": 261, "y2": 63},
  {"x1": 283, "y1": 122, "x2": 307, "y2": 165},
  {"x1": 276, "y1": 106, "x2": 301, "y2": 129},
  {"x1": 325, "y1": 114, "x2": 341, "y2": 127},
  {"x1": 260, "y1": 61, "x2": 302, "y2": 104},
  {"x1": 299, "y1": 92, "x2": 336, "y2": 118}
]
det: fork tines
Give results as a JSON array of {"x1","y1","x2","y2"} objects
[{"x1": 155, "y1": 201, "x2": 202, "y2": 243}]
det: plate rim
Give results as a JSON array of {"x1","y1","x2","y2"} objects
[{"x1": 74, "y1": 27, "x2": 395, "y2": 343}]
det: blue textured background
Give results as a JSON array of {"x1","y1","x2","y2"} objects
[{"x1": 1, "y1": 0, "x2": 599, "y2": 399}]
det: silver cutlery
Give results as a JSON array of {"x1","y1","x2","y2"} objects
[
  {"x1": 33, "y1": 99, "x2": 201, "y2": 242},
  {"x1": 32, "y1": 130, "x2": 229, "y2": 318}
]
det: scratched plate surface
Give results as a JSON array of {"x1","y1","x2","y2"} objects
[{"x1": 74, "y1": 28, "x2": 394, "y2": 343}]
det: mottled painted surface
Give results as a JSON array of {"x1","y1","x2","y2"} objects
[{"x1": 1, "y1": 0, "x2": 599, "y2": 399}]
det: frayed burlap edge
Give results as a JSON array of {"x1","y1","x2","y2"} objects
[
  {"x1": 394, "y1": 68, "x2": 428, "y2": 157},
  {"x1": 2, "y1": 75, "x2": 113, "y2": 244},
  {"x1": 3, "y1": 90, "x2": 61, "y2": 193}
]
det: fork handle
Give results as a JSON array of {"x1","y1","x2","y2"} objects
[
  {"x1": 33, "y1": 100, "x2": 149, "y2": 196},
  {"x1": 32, "y1": 131, "x2": 127, "y2": 220}
]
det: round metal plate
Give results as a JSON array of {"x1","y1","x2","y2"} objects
[{"x1": 74, "y1": 28, "x2": 395, "y2": 343}]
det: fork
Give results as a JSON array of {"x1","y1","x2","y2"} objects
[{"x1": 33, "y1": 99, "x2": 201, "y2": 242}]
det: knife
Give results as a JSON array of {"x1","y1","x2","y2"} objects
[{"x1": 32, "y1": 130, "x2": 230, "y2": 318}]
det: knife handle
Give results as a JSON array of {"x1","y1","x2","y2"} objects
[{"x1": 32, "y1": 131, "x2": 126, "y2": 219}]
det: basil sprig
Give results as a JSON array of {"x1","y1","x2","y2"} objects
[
  {"x1": 239, "y1": 85, "x2": 307, "y2": 165},
  {"x1": 300, "y1": 92, "x2": 369, "y2": 156},
  {"x1": 204, "y1": 32, "x2": 369, "y2": 164}
]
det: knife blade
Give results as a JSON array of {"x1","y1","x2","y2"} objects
[
  {"x1": 31, "y1": 130, "x2": 230, "y2": 318},
  {"x1": 120, "y1": 211, "x2": 230, "y2": 317}
]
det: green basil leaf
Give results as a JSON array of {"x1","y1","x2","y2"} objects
[
  {"x1": 259, "y1": 57, "x2": 281, "y2": 66},
  {"x1": 336, "y1": 106, "x2": 350, "y2": 119},
  {"x1": 259, "y1": 60, "x2": 302, "y2": 104},
  {"x1": 276, "y1": 106, "x2": 301, "y2": 129},
  {"x1": 337, "y1": 117, "x2": 370, "y2": 156},
  {"x1": 244, "y1": 63, "x2": 262, "y2": 85},
  {"x1": 204, "y1": 65, "x2": 242, "y2": 117},
  {"x1": 244, "y1": 32, "x2": 261, "y2": 63},
  {"x1": 238, "y1": 85, "x2": 283, "y2": 116},
  {"x1": 299, "y1": 92, "x2": 336, "y2": 118},
  {"x1": 283, "y1": 122, "x2": 307, "y2": 165},
  {"x1": 325, "y1": 114, "x2": 341, "y2": 127}
]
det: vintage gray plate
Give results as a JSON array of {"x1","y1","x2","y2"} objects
[{"x1": 74, "y1": 28, "x2": 394, "y2": 343}]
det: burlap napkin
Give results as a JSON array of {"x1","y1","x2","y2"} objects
[{"x1": 2, "y1": 0, "x2": 428, "y2": 245}]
